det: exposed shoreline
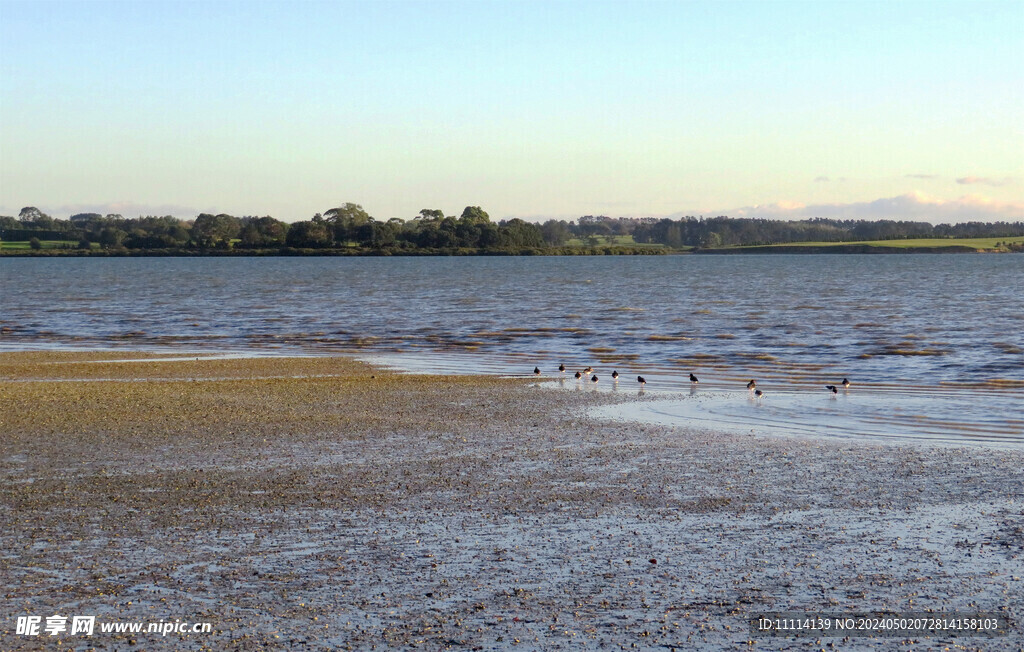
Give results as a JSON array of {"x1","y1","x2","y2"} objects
[
  {"x1": 2, "y1": 352, "x2": 1021, "y2": 650},
  {"x1": 4, "y1": 245, "x2": 1022, "y2": 256}
]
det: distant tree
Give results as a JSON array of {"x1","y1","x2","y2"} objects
[
  {"x1": 69, "y1": 213, "x2": 103, "y2": 224},
  {"x1": 700, "y1": 231, "x2": 722, "y2": 248},
  {"x1": 417, "y1": 209, "x2": 445, "y2": 221},
  {"x1": 98, "y1": 227, "x2": 127, "y2": 248},
  {"x1": 324, "y1": 203, "x2": 371, "y2": 243},
  {"x1": 459, "y1": 206, "x2": 490, "y2": 224},
  {"x1": 355, "y1": 219, "x2": 399, "y2": 248},
  {"x1": 539, "y1": 220, "x2": 570, "y2": 246},
  {"x1": 29, "y1": 237, "x2": 42, "y2": 250},
  {"x1": 663, "y1": 224, "x2": 683, "y2": 248},
  {"x1": 498, "y1": 218, "x2": 544, "y2": 248},
  {"x1": 285, "y1": 220, "x2": 331, "y2": 248},
  {"x1": 19, "y1": 206, "x2": 50, "y2": 226},
  {"x1": 191, "y1": 213, "x2": 241, "y2": 247},
  {"x1": 239, "y1": 216, "x2": 288, "y2": 247},
  {"x1": 474, "y1": 222, "x2": 499, "y2": 248}
]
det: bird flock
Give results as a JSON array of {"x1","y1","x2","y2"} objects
[{"x1": 531, "y1": 364, "x2": 852, "y2": 399}]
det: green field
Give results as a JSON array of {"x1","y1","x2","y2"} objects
[
  {"x1": 564, "y1": 234, "x2": 667, "y2": 248},
  {"x1": 0, "y1": 240, "x2": 90, "y2": 250},
  {"x1": 731, "y1": 236, "x2": 1024, "y2": 250}
]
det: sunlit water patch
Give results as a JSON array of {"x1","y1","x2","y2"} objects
[{"x1": 591, "y1": 387, "x2": 1023, "y2": 449}]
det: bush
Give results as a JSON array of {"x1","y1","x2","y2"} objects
[{"x1": 29, "y1": 237, "x2": 42, "y2": 250}]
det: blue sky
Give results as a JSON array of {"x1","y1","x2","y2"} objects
[{"x1": 1, "y1": 0, "x2": 1021, "y2": 222}]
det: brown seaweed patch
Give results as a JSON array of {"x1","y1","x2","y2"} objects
[
  {"x1": 983, "y1": 379, "x2": 1024, "y2": 388},
  {"x1": 347, "y1": 336, "x2": 380, "y2": 346},
  {"x1": 875, "y1": 346, "x2": 948, "y2": 357},
  {"x1": 735, "y1": 353, "x2": 779, "y2": 362},
  {"x1": 854, "y1": 323, "x2": 884, "y2": 328},
  {"x1": 669, "y1": 354, "x2": 726, "y2": 364},
  {"x1": 646, "y1": 335, "x2": 693, "y2": 342},
  {"x1": 587, "y1": 347, "x2": 616, "y2": 354},
  {"x1": 504, "y1": 327, "x2": 559, "y2": 333},
  {"x1": 992, "y1": 342, "x2": 1024, "y2": 355},
  {"x1": 714, "y1": 334, "x2": 737, "y2": 340}
]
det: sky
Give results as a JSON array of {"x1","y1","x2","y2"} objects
[{"x1": 1, "y1": 0, "x2": 1021, "y2": 224}]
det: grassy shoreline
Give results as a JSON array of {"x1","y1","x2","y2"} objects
[
  {"x1": 4, "y1": 235, "x2": 1024, "y2": 256},
  {"x1": 2, "y1": 352, "x2": 1021, "y2": 649}
]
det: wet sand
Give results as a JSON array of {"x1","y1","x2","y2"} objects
[{"x1": 1, "y1": 352, "x2": 1021, "y2": 650}]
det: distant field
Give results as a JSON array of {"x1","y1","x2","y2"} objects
[
  {"x1": 1, "y1": 240, "x2": 87, "y2": 250},
  {"x1": 732, "y1": 236, "x2": 1024, "y2": 250},
  {"x1": 564, "y1": 235, "x2": 666, "y2": 248}
]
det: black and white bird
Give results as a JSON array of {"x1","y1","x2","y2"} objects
[
  {"x1": 583, "y1": 366, "x2": 593, "y2": 375},
  {"x1": 611, "y1": 370, "x2": 619, "y2": 380},
  {"x1": 826, "y1": 384, "x2": 838, "y2": 396},
  {"x1": 689, "y1": 373, "x2": 699, "y2": 384},
  {"x1": 754, "y1": 389, "x2": 764, "y2": 399},
  {"x1": 637, "y1": 376, "x2": 646, "y2": 386},
  {"x1": 574, "y1": 371, "x2": 582, "y2": 380},
  {"x1": 842, "y1": 378, "x2": 851, "y2": 389},
  {"x1": 558, "y1": 363, "x2": 565, "y2": 373},
  {"x1": 533, "y1": 366, "x2": 541, "y2": 376},
  {"x1": 746, "y1": 379, "x2": 757, "y2": 391},
  {"x1": 591, "y1": 374, "x2": 599, "y2": 383}
]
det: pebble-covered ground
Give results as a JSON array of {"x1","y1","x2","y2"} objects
[{"x1": 1, "y1": 351, "x2": 1021, "y2": 651}]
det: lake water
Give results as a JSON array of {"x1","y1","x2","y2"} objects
[{"x1": 2, "y1": 255, "x2": 1022, "y2": 446}]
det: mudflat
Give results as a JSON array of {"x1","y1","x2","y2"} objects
[{"x1": 1, "y1": 352, "x2": 1021, "y2": 650}]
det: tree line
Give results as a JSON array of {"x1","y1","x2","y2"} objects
[
  {"x1": 1, "y1": 205, "x2": 548, "y2": 253},
  {"x1": 3, "y1": 205, "x2": 1022, "y2": 253}
]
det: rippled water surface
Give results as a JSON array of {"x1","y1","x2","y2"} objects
[{"x1": 2, "y1": 255, "x2": 1021, "y2": 445}]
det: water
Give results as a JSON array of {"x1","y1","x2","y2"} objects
[{"x1": 2, "y1": 255, "x2": 1022, "y2": 446}]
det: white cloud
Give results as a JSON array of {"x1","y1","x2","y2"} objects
[
  {"x1": 1, "y1": 202, "x2": 205, "y2": 219},
  {"x1": 719, "y1": 192, "x2": 1024, "y2": 223},
  {"x1": 956, "y1": 176, "x2": 1012, "y2": 187}
]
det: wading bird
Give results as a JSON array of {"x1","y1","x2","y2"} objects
[
  {"x1": 591, "y1": 374, "x2": 599, "y2": 383},
  {"x1": 826, "y1": 385, "x2": 838, "y2": 396},
  {"x1": 558, "y1": 364, "x2": 565, "y2": 373},
  {"x1": 533, "y1": 367, "x2": 541, "y2": 376},
  {"x1": 754, "y1": 389, "x2": 764, "y2": 399},
  {"x1": 747, "y1": 379, "x2": 757, "y2": 391},
  {"x1": 611, "y1": 370, "x2": 619, "y2": 380},
  {"x1": 574, "y1": 371, "x2": 582, "y2": 380},
  {"x1": 690, "y1": 373, "x2": 699, "y2": 384},
  {"x1": 842, "y1": 378, "x2": 851, "y2": 389},
  {"x1": 637, "y1": 376, "x2": 646, "y2": 386}
]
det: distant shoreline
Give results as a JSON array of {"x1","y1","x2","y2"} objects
[
  {"x1": 695, "y1": 244, "x2": 989, "y2": 254},
  {"x1": 1, "y1": 244, "x2": 1019, "y2": 256}
]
